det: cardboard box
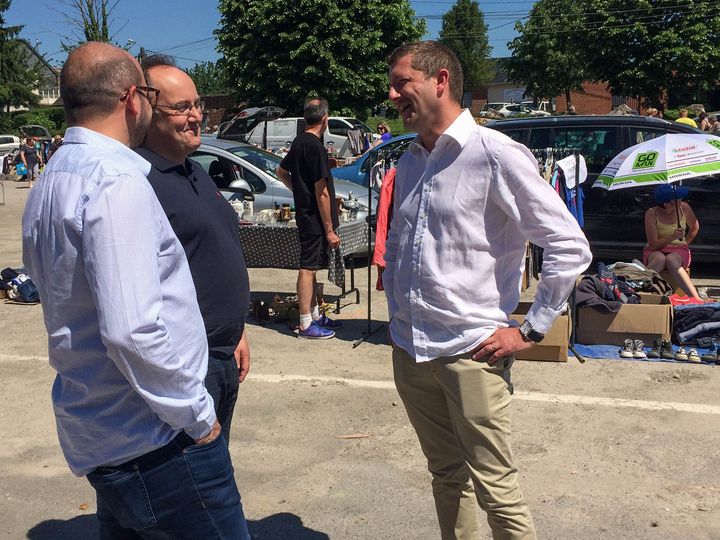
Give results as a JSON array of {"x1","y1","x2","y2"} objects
[
  {"x1": 510, "y1": 302, "x2": 571, "y2": 362},
  {"x1": 576, "y1": 293, "x2": 672, "y2": 346}
]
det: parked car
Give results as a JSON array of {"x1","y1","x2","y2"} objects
[
  {"x1": 485, "y1": 115, "x2": 719, "y2": 262},
  {"x1": 192, "y1": 136, "x2": 378, "y2": 217},
  {"x1": 521, "y1": 100, "x2": 552, "y2": 113},
  {"x1": 478, "y1": 102, "x2": 512, "y2": 118},
  {"x1": 217, "y1": 106, "x2": 377, "y2": 158},
  {"x1": 331, "y1": 133, "x2": 416, "y2": 188},
  {"x1": 0, "y1": 134, "x2": 20, "y2": 156},
  {"x1": 495, "y1": 103, "x2": 551, "y2": 118}
]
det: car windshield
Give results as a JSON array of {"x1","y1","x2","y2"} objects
[
  {"x1": 345, "y1": 118, "x2": 373, "y2": 133},
  {"x1": 229, "y1": 146, "x2": 281, "y2": 178}
]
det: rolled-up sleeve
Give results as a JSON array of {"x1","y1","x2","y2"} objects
[
  {"x1": 493, "y1": 144, "x2": 592, "y2": 334},
  {"x1": 81, "y1": 174, "x2": 215, "y2": 440}
]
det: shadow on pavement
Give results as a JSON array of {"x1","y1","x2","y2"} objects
[
  {"x1": 27, "y1": 515, "x2": 98, "y2": 539},
  {"x1": 248, "y1": 512, "x2": 330, "y2": 539}
]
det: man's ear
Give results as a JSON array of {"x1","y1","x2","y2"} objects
[
  {"x1": 124, "y1": 87, "x2": 142, "y2": 117},
  {"x1": 436, "y1": 68, "x2": 450, "y2": 98}
]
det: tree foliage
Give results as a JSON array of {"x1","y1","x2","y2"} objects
[
  {"x1": 0, "y1": 0, "x2": 40, "y2": 123},
  {"x1": 583, "y1": 0, "x2": 720, "y2": 108},
  {"x1": 185, "y1": 61, "x2": 230, "y2": 95},
  {"x1": 216, "y1": 0, "x2": 425, "y2": 117},
  {"x1": 55, "y1": 0, "x2": 127, "y2": 51},
  {"x1": 438, "y1": 0, "x2": 493, "y2": 93},
  {"x1": 504, "y1": 0, "x2": 590, "y2": 108}
]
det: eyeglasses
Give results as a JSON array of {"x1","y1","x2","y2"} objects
[
  {"x1": 155, "y1": 99, "x2": 205, "y2": 116},
  {"x1": 377, "y1": 126, "x2": 385, "y2": 132},
  {"x1": 120, "y1": 85, "x2": 160, "y2": 108}
]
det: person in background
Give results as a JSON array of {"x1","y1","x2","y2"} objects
[
  {"x1": 698, "y1": 111, "x2": 711, "y2": 131},
  {"x1": 22, "y1": 41, "x2": 250, "y2": 539},
  {"x1": 376, "y1": 121, "x2": 392, "y2": 142},
  {"x1": 137, "y1": 54, "x2": 252, "y2": 448},
  {"x1": 676, "y1": 108, "x2": 698, "y2": 127},
  {"x1": 276, "y1": 98, "x2": 343, "y2": 339},
  {"x1": 19, "y1": 136, "x2": 41, "y2": 188},
  {"x1": 708, "y1": 114, "x2": 720, "y2": 134},
  {"x1": 47, "y1": 134, "x2": 63, "y2": 160},
  {"x1": 643, "y1": 184, "x2": 702, "y2": 301},
  {"x1": 384, "y1": 40, "x2": 591, "y2": 539},
  {"x1": 567, "y1": 105, "x2": 577, "y2": 115}
]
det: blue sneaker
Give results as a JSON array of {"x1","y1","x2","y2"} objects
[
  {"x1": 316, "y1": 314, "x2": 343, "y2": 329},
  {"x1": 297, "y1": 320, "x2": 335, "y2": 339}
]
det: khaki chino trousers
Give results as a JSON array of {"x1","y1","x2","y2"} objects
[{"x1": 393, "y1": 345, "x2": 536, "y2": 540}]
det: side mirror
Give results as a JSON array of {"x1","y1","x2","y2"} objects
[
  {"x1": 228, "y1": 187, "x2": 254, "y2": 201},
  {"x1": 228, "y1": 179, "x2": 252, "y2": 194}
]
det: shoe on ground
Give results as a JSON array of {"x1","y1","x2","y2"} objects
[
  {"x1": 297, "y1": 320, "x2": 335, "y2": 340},
  {"x1": 701, "y1": 343, "x2": 719, "y2": 362},
  {"x1": 647, "y1": 339, "x2": 661, "y2": 359},
  {"x1": 619, "y1": 339, "x2": 635, "y2": 358},
  {"x1": 674, "y1": 347, "x2": 688, "y2": 361},
  {"x1": 687, "y1": 347, "x2": 701, "y2": 363},
  {"x1": 633, "y1": 339, "x2": 647, "y2": 359},
  {"x1": 660, "y1": 340, "x2": 675, "y2": 360},
  {"x1": 315, "y1": 314, "x2": 343, "y2": 329}
]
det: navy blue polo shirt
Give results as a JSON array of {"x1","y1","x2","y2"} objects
[{"x1": 135, "y1": 147, "x2": 250, "y2": 357}]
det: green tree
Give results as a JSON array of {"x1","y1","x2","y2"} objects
[
  {"x1": 216, "y1": 0, "x2": 425, "y2": 117},
  {"x1": 438, "y1": 0, "x2": 493, "y2": 93},
  {"x1": 56, "y1": 0, "x2": 127, "y2": 51},
  {"x1": 0, "y1": 0, "x2": 40, "y2": 128},
  {"x1": 186, "y1": 61, "x2": 230, "y2": 95},
  {"x1": 504, "y1": 0, "x2": 591, "y2": 109},
  {"x1": 585, "y1": 0, "x2": 720, "y2": 109}
]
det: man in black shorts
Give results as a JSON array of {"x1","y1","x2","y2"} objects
[{"x1": 277, "y1": 98, "x2": 343, "y2": 339}]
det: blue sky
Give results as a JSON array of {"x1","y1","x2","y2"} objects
[{"x1": 6, "y1": 0, "x2": 536, "y2": 69}]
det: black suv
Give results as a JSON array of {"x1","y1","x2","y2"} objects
[{"x1": 485, "y1": 115, "x2": 719, "y2": 263}]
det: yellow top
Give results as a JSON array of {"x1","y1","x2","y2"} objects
[
  {"x1": 652, "y1": 207, "x2": 686, "y2": 245},
  {"x1": 676, "y1": 117, "x2": 698, "y2": 128}
]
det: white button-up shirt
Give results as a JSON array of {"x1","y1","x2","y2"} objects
[
  {"x1": 384, "y1": 110, "x2": 592, "y2": 362},
  {"x1": 22, "y1": 127, "x2": 216, "y2": 476}
]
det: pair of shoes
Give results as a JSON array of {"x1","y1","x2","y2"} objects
[
  {"x1": 658, "y1": 340, "x2": 675, "y2": 360},
  {"x1": 647, "y1": 340, "x2": 662, "y2": 358},
  {"x1": 673, "y1": 347, "x2": 700, "y2": 362},
  {"x1": 701, "y1": 342, "x2": 719, "y2": 362},
  {"x1": 315, "y1": 314, "x2": 343, "y2": 329},
  {"x1": 297, "y1": 320, "x2": 335, "y2": 339},
  {"x1": 619, "y1": 339, "x2": 647, "y2": 359}
]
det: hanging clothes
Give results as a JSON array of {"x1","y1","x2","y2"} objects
[{"x1": 372, "y1": 167, "x2": 396, "y2": 291}]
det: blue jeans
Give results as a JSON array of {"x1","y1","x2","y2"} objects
[
  {"x1": 86, "y1": 433, "x2": 250, "y2": 539},
  {"x1": 205, "y1": 351, "x2": 240, "y2": 444}
]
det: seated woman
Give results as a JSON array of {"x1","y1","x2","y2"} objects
[
  {"x1": 375, "y1": 122, "x2": 392, "y2": 144},
  {"x1": 643, "y1": 184, "x2": 701, "y2": 300}
]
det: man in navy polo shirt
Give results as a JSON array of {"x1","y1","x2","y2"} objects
[{"x1": 135, "y1": 55, "x2": 251, "y2": 449}]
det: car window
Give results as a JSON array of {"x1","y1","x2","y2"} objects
[
  {"x1": 191, "y1": 152, "x2": 236, "y2": 190},
  {"x1": 0, "y1": 136, "x2": 14, "y2": 144},
  {"x1": 328, "y1": 119, "x2": 350, "y2": 137},
  {"x1": 528, "y1": 128, "x2": 551, "y2": 149},
  {"x1": 237, "y1": 165, "x2": 267, "y2": 193},
  {"x1": 502, "y1": 130, "x2": 525, "y2": 143},
  {"x1": 229, "y1": 146, "x2": 281, "y2": 178},
  {"x1": 360, "y1": 138, "x2": 413, "y2": 174},
  {"x1": 345, "y1": 118, "x2": 373, "y2": 133},
  {"x1": 628, "y1": 127, "x2": 666, "y2": 145},
  {"x1": 553, "y1": 127, "x2": 619, "y2": 174}
]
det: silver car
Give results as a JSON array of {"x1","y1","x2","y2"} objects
[{"x1": 192, "y1": 136, "x2": 377, "y2": 215}]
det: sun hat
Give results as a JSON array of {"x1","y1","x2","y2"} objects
[{"x1": 654, "y1": 184, "x2": 689, "y2": 205}]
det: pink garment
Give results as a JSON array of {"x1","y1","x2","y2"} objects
[
  {"x1": 372, "y1": 168, "x2": 396, "y2": 291},
  {"x1": 642, "y1": 244, "x2": 691, "y2": 269}
]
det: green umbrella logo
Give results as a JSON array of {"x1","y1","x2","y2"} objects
[
  {"x1": 633, "y1": 151, "x2": 659, "y2": 169},
  {"x1": 707, "y1": 139, "x2": 720, "y2": 151}
]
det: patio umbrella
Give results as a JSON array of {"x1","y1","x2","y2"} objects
[{"x1": 593, "y1": 133, "x2": 720, "y2": 225}]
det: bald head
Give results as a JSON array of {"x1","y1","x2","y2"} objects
[{"x1": 61, "y1": 41, "x2": 144, "y2": 125}]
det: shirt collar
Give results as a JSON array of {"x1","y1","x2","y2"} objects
[
  {"x1": 134, "y1": 146, "x2": 196, "y2": 176},
  {"x1": 63, "y1": 127, "x2": 151, "y2": 176},
  {"x1": 409, "y1": 108, "x2": 476, "y2": 156}
]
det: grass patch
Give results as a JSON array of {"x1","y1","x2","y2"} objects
[{"x1": 364, "y1": 116, "x2": 409, "y2": 136}]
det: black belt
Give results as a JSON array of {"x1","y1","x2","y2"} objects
[{"x1": 91, "y1": 432, "x2": 194, "y2": 475}]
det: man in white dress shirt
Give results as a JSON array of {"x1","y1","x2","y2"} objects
[{"x1": 384, "y1": 41, "x2": 592, "y2": 539}]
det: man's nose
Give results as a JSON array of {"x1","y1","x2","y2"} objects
[{"x1": 389, "y1": 86, "x2": 400, "y2": 101}]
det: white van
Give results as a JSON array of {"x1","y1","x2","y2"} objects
[
  {"x1": 0, "y1": 135, "x2": 20, "y2": 157},
  {"x1": 218, "y1": 107, "x2": 376, "y2": 157}
]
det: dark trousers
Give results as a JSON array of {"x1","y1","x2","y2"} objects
[
  {"x1": 205, "y1": 351, "x2": 240, "y2": 444},
  {"x1": 87, "y1": 433, "x2": 250, "y2": 539}
]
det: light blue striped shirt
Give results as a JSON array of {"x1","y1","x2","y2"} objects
[{"x1": 22, "y1": 127, "x2": 216, "y2": 476}]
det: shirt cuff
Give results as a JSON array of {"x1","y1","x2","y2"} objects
[
  {"x1": 525, "y1": 302, "x2": 567, "y2": 336},
  {"x1": 183, "y1": 401, "x2": 217, "y2": 440}
]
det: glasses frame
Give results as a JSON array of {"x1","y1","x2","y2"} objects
[
  {"x1": 120, "y1": 85, "x2": 160, "y2": 108},
  {"x1": 154, "y1": 98, "x2": 205, "y2": 117}
]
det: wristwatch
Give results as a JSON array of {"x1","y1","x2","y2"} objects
[{"x1": 519, "y1": 320, "x2": 545, "y2": 343}]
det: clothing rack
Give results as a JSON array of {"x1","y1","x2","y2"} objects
[
  {"x1": 530, "y1": 147, "x2": 587, "y2": 363},
  {"x1": 352, "y1": 148, "x2": 401, "y2": 348}
]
